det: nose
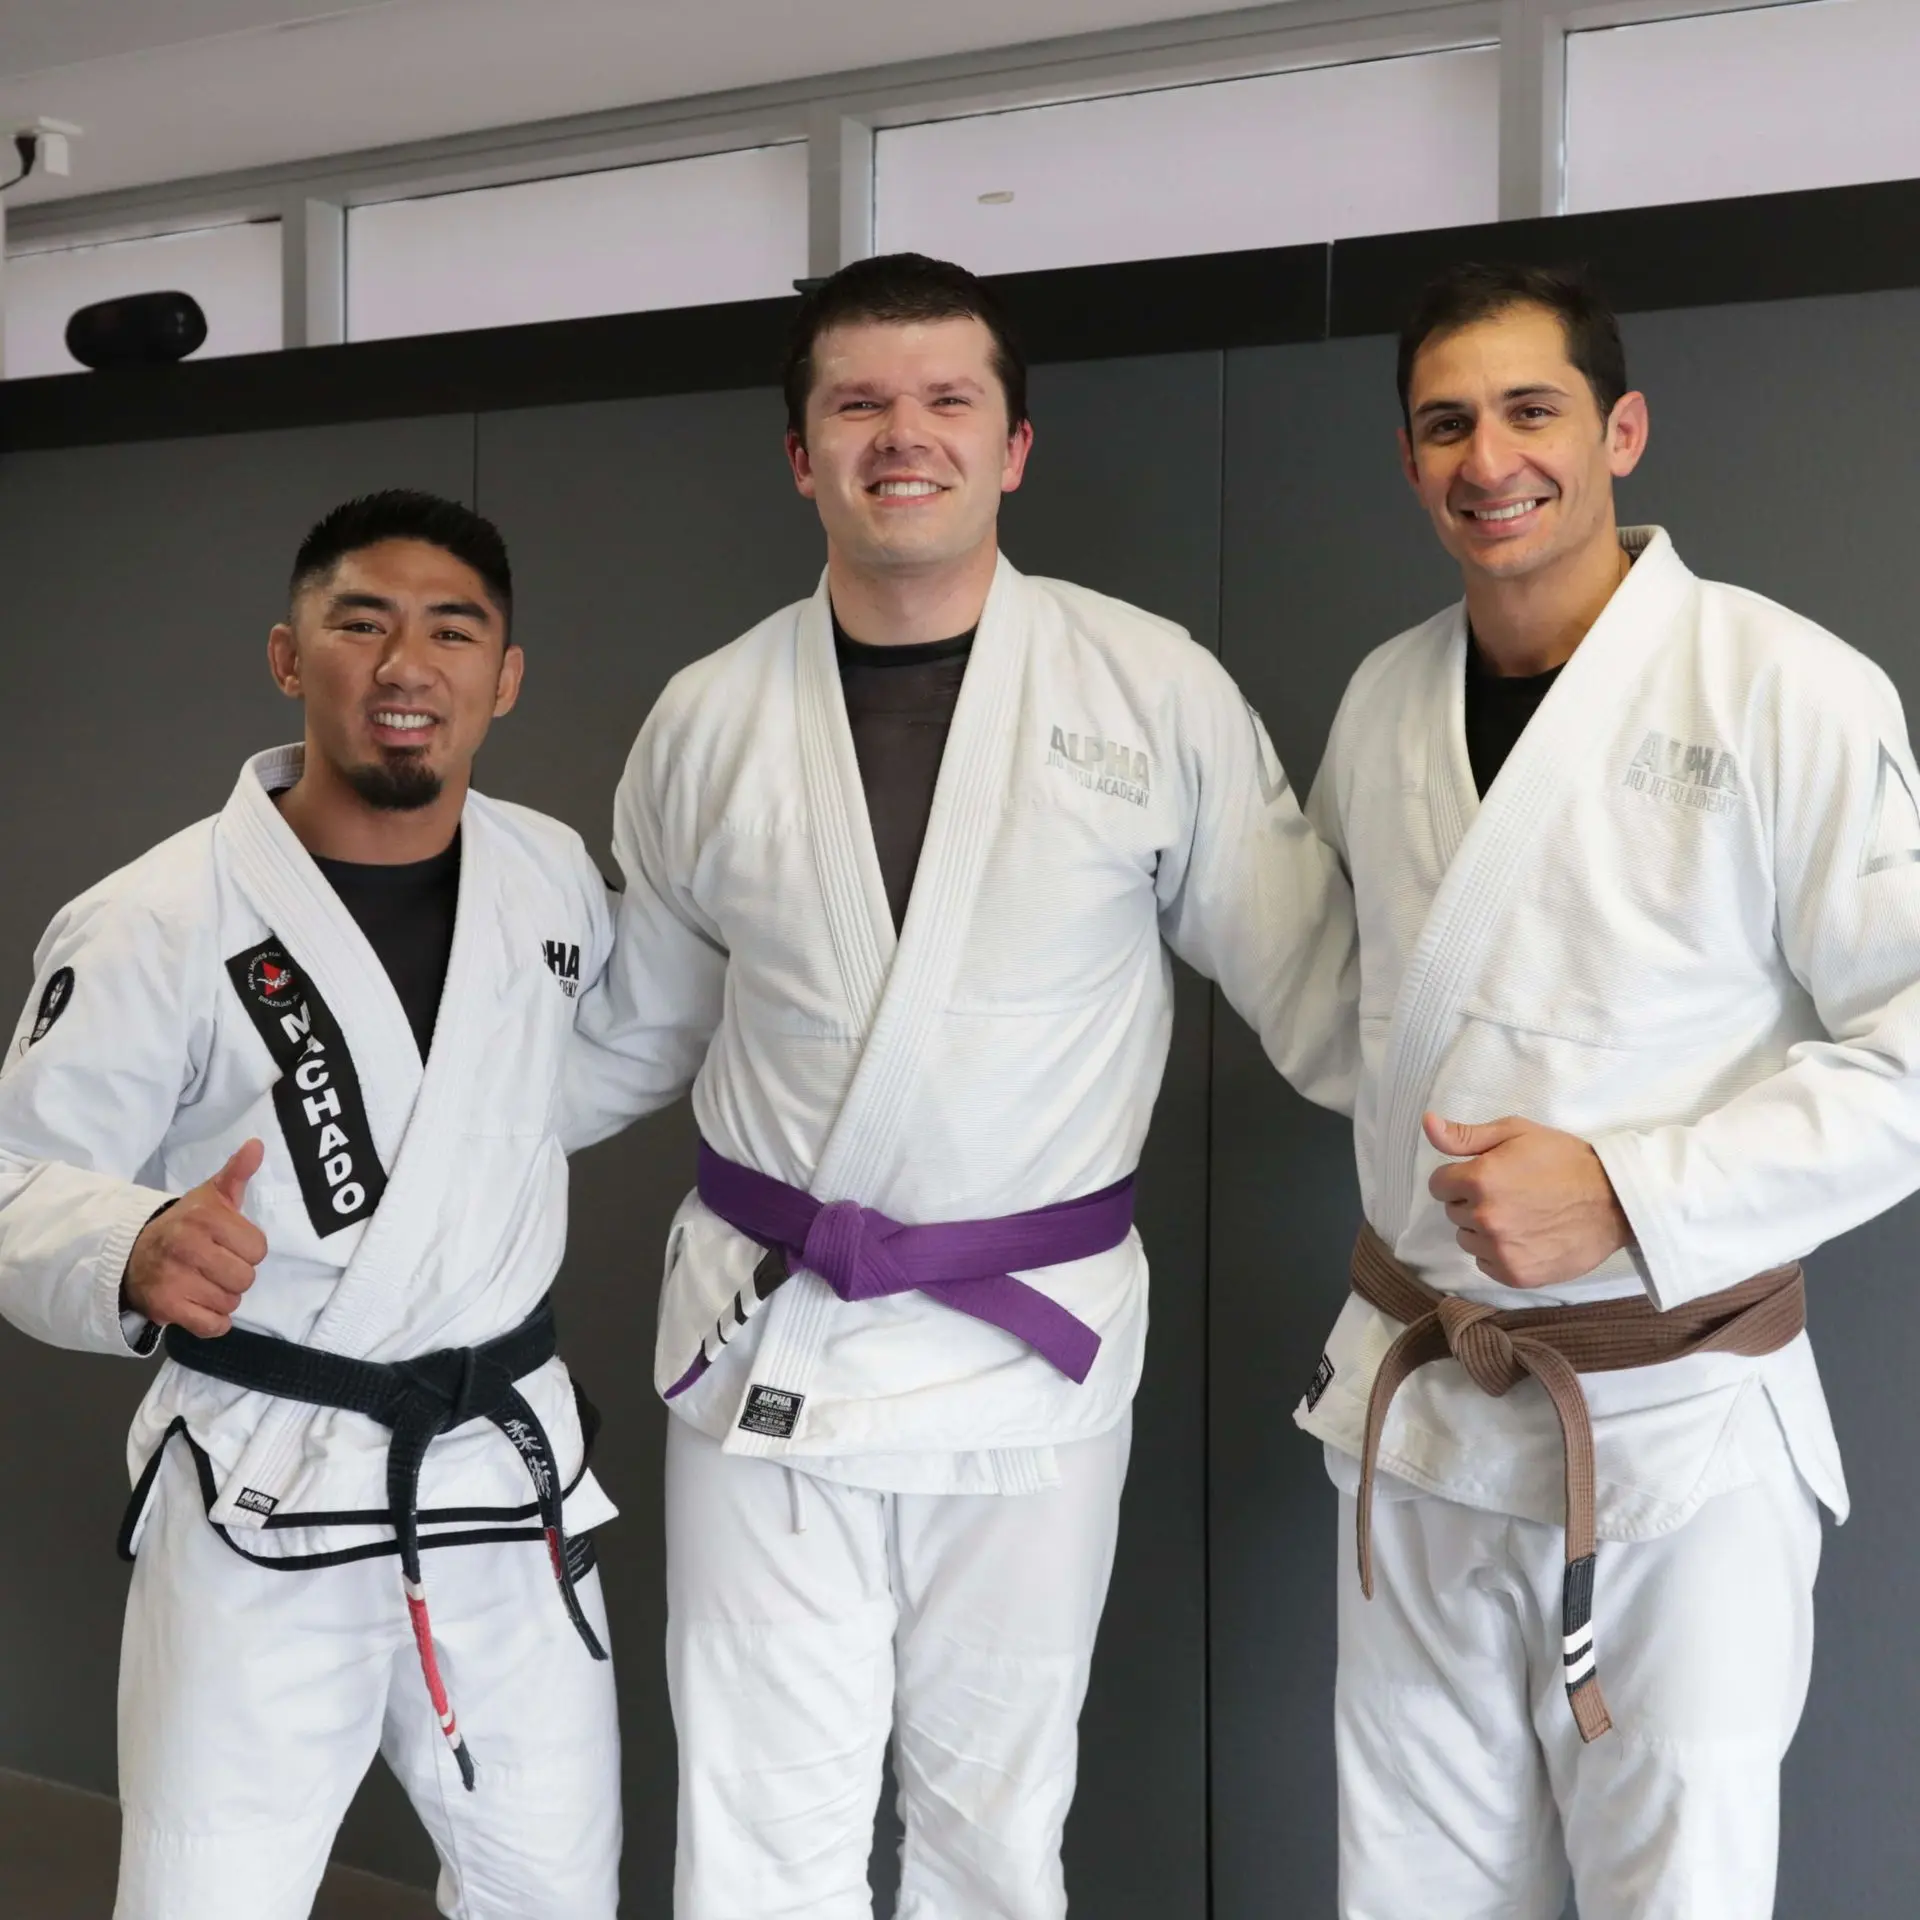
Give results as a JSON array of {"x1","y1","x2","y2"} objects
[
  {"x1": 373, "y1": 620, "x2": 438, "y2": 692},
  {"x1": 873, "y1": 396, "x2": 936, "y2": 454},
  {"x1": 1458, "y1": 417, "x2": 1527, "y2": 493}
]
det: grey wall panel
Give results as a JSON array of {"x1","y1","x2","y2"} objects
[
  {"x1": 1003, "y1": 352, "x2": 1222, "y2": 1920},
  {"x1": 1211, "y1": 335, "x2": 1456, "y2": 1917},
  {"x1": 1213, "y1": 292, "x2": 1920, "y2": 1919},
  {"x1": 0, "y1": 417, "x2": 475, "y2": 1882}
]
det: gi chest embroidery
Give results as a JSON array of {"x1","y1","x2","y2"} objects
[
  {"x1": 542, "y1": 938, "x2": 581, "y2": 998},
  {"x1": 1621, "y1": 731, "x2": 1741, "y2": 819},
  {"x1": 1046, "y1": 725, "x2": 1151, "y2": 808},
  {"x1": 226, "y1": 939, "x2": 388, "y2": 1236}
]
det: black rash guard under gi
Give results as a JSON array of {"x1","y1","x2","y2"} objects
[
  {"x1": 833, "y1": 612, "x2": 976, "y2": 932},
  {"x1": 312, "y1": 832, "x2": 461, "y2": 1060},
  {"x1": 1464, "y1": 638, "x2": 1563, "y2": 799}
]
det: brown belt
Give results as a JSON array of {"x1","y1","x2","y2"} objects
[{"x1": 1349, "y1": 1224, "x2": 1805, "y2": 1742}]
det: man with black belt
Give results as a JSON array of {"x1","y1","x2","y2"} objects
[
  {"x1": 1297, "y1": 263, "x2": 1920, "y2": 1917},
  {"x1": 566, "y1": 253, "x2": 1359, "y2": 1917},
  {"x1": 0, "y1": 492, "x2": 630, "y2": 1917}
]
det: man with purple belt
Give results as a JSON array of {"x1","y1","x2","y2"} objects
[{"x1": 567, "y1": 252, "x2": 1358, "y2": 1919}]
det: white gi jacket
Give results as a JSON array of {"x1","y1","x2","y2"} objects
[
  {"x1": 1299, "y1": 526, "x2": 1920, "y2": 1539},
  {"x1": 570, "y1": 555, "x2": 1359, "y2": 1491},
  {"x1": 0, "y1": 746, "x2": 619, "y2": 1549}
]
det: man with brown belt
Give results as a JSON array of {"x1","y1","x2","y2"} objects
[{"x1": 1296, "y1": 262, "x2": 1920, "y2": 1918}]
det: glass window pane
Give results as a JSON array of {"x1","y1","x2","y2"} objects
[
  {"x1": 1567, "y1": 0, "x2": 1920, "y2": 213},
  {"x1": 875, "y1": 48, "x2": 1499, "y2": 275},
  {"x1": 4, "y1": 221, "x2": 282, "y2": 380},
  {"x1": 347, "y1": 144, "x2": 808, "y2": 342}
]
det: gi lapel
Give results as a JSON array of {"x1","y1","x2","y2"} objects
[
  {"x1": 729, "y1": 555, "x2": 1029, "y2": 1454},
  {"x1": 210, "y1": 748, "x2": 510, "y2": 1512},
  {"x1": 1424, "y1": 608, "x2": 1478, "y2": 871},
  {"x1": 1371, "y1": 529, "x2": 1692, "y2": 1242}
]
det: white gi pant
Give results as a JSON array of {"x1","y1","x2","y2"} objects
[
  {"x1": 665, "y1": 1412, "x2": 1131, "y2": 1920},
  {"x1": 116, "y1": 1446, "x2": 622, "y2": 1920},
  {"x1": 1335, "y1": 1400, "x2": 1821, "y2": 1920}
]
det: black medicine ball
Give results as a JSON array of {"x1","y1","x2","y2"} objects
[{"x1": 65, "y1": 290, "x2": 209, "y2": 370}]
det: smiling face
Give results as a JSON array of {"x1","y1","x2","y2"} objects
[
  {"x1": 268, "y1": 538, "x2": 522, "y2": 814},
  {"x1": 1399, "y1": 301, "x2": 1648, "y2": 590},
  {"x1": 786, "y1": 315, "x2": 1033, "y2": 581}
]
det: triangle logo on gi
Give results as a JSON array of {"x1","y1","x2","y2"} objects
[{"x1": 1860, "y1": 743, "x2": 1920, "y2": 877}]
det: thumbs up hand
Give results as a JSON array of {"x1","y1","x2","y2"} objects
[
  {"x1": 125, "y1": 1140, "x2": 270, "y2": 1337},
  {"x1": 1423, "y1": 1112, "x2": 1631, "y2": 1290}
]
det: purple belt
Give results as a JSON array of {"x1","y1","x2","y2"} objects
[{"x1": 669, "y1": 1141, "x2": 1133, "y2": 1397}]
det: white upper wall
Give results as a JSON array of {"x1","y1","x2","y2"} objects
[
  {"x1": 1567, "y1": 0, "x2": 1920, "y2": 212},
  {"x1": 0, "y1": 0, "x2": 1291, "y2": 206},
  {"x1": 876, "y1": 47, "x2": 1498, "y2": 275}
]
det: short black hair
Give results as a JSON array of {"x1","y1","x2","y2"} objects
[
  {"x1": 290, "y1": 490, "x2": 513, "y2": 628},
  {"x1": 783, "y1": 252, "x2": 1028, "y2": 442},
  {"x1": 1396, "y1": 262, "x2": 1629, "y2": 430}
]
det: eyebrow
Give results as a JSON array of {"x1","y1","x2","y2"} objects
[
  {"x1": 1413, "y1": 381, "x2": 1571, "y2": 419},
  {"x1": 822, "y1": 375, "x2": 987, "y2": 400},
  {"x1": 325, "y1": 590, "x2": 495, "y2": 623}
]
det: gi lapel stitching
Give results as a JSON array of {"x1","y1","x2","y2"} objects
[
  {"x1": 1371, "y1": 531, "x2": 1693, "y2": 1242},
  {"x1": 730, "y1": 555, "x2": 1027, "y2": 1455},
  {"x1": 795, "y1": 572, "x2": 896, "y2": 1028},
  {"x1": 1425, "y1": 608, "x2": 1477, "y2": 869},
  {"x1": 211, "y1": 760, "x2": 506, "y2": 1513}
]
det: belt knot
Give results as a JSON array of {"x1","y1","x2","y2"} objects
[
  {"x1": 800, "y1": 1198, "x2": 917, "y2": 1303},
  {"x1": 1434, "y1": 1295, "x2": 1524, "y2": 1397}
]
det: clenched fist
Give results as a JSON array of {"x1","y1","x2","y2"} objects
[
  {"x1": 1425, "y1": 1113, "x2": 1631, "y2": 1290},
  {"x1": 125, "y1": 1140, "x2": 269, "y2": 1337}
]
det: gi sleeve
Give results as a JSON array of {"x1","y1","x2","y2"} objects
[
  {"x1": 0, "y1": 894, "x2": 199, "y2": 1355},
  {"x1": 1595, "y1": 652, "x2": 1920, "y2": 1307},
  {"x1": 561, "y1": 701, "x2": 728, "y2": 1151},
  {"x1": 1155, "y1": 650, "x2": 1361, "y2": 1115}
]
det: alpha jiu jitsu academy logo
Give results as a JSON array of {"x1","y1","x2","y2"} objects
[
  {"x1": 1046, "y1": 724, "x2": 1152, "y2": 808},
  {"x1": 1621, "y1": 731, "x2": 1742, "y2": 818}
]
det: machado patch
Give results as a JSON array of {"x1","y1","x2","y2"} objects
[
  {"x1": 225, "y1": 939, "x2": 387, "y2": 1237},
  {"x1": 739, "y1": 1384, "x2": 805, "y2": 1440},
  {"x1": 27, "y1": 966, "x2": 75, "y2": 1046}
]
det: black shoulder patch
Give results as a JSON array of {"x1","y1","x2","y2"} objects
[
  {"x1": 27, "y1": 967, "x2": 75, "y2": 1046},
  {"x1": 225, "y1": 938, "x2": 387, "y2": 1238}
]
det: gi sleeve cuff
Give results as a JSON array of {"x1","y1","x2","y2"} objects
[
  {"x1": 1590, "y1": 1131, "x2": 1697, "y2": 1311},
  {"x1": 94, "y1": 1187, "x2": 177, "y2": 1357}
]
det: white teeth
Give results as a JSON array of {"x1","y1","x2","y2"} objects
[
  {"x1": 874, "y1": 480, "x2": 941, "y2": 497},
  {"x1": 373, "y1": 712, "x2": 433, "y2": 730},
  {"x1": 1468, "y1": 499, "x2": 1544, "y2": 522}
]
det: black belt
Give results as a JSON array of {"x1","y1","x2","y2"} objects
[{"x1": 155, "y1": 1296, "x2": 604, "y2": 1790}]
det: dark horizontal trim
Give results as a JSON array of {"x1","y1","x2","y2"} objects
[
  {"x1": 3, "y1": 176, "x2": 1915, "y2": 454},
  {"x1": 0, "y1": 294, "x2": 799, "y2": 453},
  {"x1": 1332, "y1": 176, "x2": 1920, "y2": 338},
  {"x1": 993, "y1": 243, "x2": 1328, "y2": 364}
]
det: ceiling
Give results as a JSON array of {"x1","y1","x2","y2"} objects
[{"x1": 0, "y1": 0, "x2": 1286, "y2": 207}]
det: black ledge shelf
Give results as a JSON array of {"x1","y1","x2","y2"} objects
[
  {"x1": 1, "y1": 175, "x2": 1914, "y2": 455},
  {"x1": 1333, "y1": 176, "x2": 1920, "y2": 337}
]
